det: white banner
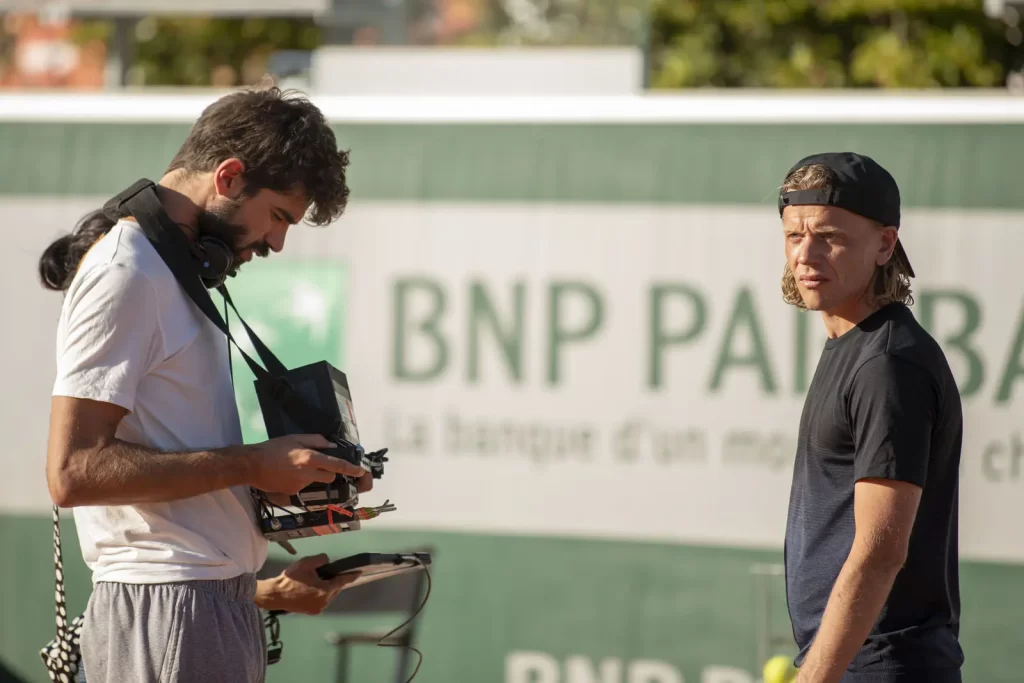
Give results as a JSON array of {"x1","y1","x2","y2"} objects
[{"x1": 335, "y1": 204, "x2": 1024, "y2": 563}]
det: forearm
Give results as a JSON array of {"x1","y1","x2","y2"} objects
[
  {"x1": 796, "y1": 552, "x2": 903, "y2": 683},
  {"x1": 52, "y1": 438, "x2": 252, "y2": 507}
]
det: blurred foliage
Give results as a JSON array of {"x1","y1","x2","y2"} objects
[
  {"x1": 648, "y1": 0, "x2": 1023, "y2": 88},
  {"x1": 68, "y1": 19, "x2": 113, "y2": 46},
  {"x1": 71, "y1": 16, "x2": 320, "y2": 87}
]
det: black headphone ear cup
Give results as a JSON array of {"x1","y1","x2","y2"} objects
[{"x1": 194, "y1": 236, "x2": 235, "y2": 288}]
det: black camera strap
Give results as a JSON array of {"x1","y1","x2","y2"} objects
[{"x1": 102, "y1": 179, "x2": 344, "y2": 441}]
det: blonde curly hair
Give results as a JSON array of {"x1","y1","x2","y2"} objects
[{"x1": 780, "y1": 164, "x2": 913, "y2": 310}]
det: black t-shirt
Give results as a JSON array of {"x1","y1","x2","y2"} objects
[{"x1": 785, "y1": 303, "x2": 964, "y2": 681}]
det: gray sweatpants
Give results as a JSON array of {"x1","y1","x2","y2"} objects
[{"x1": 79, "y1": 574, "x2": 266, "y2": 683}]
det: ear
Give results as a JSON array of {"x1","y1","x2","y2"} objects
[
  {"x1": 876, "y1": 225, "x2": 899, "y2": 266},
  {"x1": 212, "y1": 158, "x2": 247, "y2": 199}
]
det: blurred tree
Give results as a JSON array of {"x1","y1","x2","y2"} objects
[
  {"x1": 71, "y1": 16, "x2": 320, "y2": 88},
  {"x1": 648, "y1": 0, "x2": 1023, "y2": 88},
  {"x1": 137, "y1": 17, "x2": 320, "y2": 87}
]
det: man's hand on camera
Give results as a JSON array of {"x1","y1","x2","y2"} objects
[
  {"x1": 245, "y1": 434, "x2": 367, "y2": 495},
  {"x1": 255, "y1": 554, "x2": 360, "y2": 615},
  {"x1": 353, "y1": 469, "x2": 373, "y2": 494}
]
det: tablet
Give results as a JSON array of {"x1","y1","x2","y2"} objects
[{"x1": 316, "y1": 551, "x2": 432, "y2": 588}]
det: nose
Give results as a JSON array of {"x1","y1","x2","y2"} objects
[
  {"x1": 795, "y1": 233, "x2": 818, "y2": 265},
  {"x1": 266, "y1": 228, "x2": 287, "y2": 254}
]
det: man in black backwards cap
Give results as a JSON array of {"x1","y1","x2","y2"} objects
[{"x1": 777, "y1": 152, "x2": 964, "y2": 683}]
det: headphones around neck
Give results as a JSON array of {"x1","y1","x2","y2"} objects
[
  {"x1": 189, "y1": 233, "x2": 235, "y2": 289},
  {"x1": 102, "y1": 179, "x2": 236, "y2": 290}
]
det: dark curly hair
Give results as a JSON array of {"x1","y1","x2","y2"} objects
[
  {"x1": 39, "y1": 86, "x2": 349, "y2": 292},
  {"x1": 166, "y1": 85, "x2": 350, "y2": 226}
]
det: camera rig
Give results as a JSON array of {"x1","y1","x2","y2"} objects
[
  {"x1": 250, "y1": 360, "x2": 397, "y2": 542},
  {"x1": 253, "y1": 441, "x2": 396, "y2": 542}
]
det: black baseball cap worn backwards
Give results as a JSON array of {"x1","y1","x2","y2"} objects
[{"x1": 778, "y1": 151, "x2": 914, "y2": 278}]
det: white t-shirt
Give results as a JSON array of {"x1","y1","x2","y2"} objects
[{"x1": 52, "y1": 219, "x2": 268, "y2": 584}]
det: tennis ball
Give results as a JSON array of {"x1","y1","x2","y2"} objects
[{"x1": 762, "y1": 654, "x2": 797, "y2": 683}]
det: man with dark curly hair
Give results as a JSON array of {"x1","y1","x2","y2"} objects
[
  {"x1": 777, "y1": 152, "x2": 964, "y2": 683},
  {"x1": 40, "y1": 86, "x2": 368, "y2": 683}
]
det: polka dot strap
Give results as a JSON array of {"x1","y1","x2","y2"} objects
[{"x1": 39, "y1": 505, "x2": 84, "y2": 682}]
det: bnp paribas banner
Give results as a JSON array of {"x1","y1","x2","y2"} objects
[{"x1": 2, "y1": 99, "x2": 1023, "y2": 683}]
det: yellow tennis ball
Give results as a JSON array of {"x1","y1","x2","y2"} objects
[{"x1": 762, "y1": 654, "x2": 797, "y2": 683}]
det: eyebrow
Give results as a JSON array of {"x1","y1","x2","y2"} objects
[
  {"x1": 783, "y1": 221, "x2": 844, "y2": 232},
  {"x1": 277, "y1": 207, "x2": 298, "y2": 225}
]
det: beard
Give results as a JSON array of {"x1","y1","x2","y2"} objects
[{"x1": 195, "y1": 197, "x2": 249, "y2": 278}]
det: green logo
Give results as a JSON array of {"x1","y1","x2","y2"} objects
[{"x1": 223, "y1": 259, "x2": 349, "y2": 444}]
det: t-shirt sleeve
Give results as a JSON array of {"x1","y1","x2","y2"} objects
[
  {"x1": 848, "y1": 354, "x2": 936, "y2": 488},
  {"x1": 52, "y1": 263, "x2": 162, "y2": 412}
]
